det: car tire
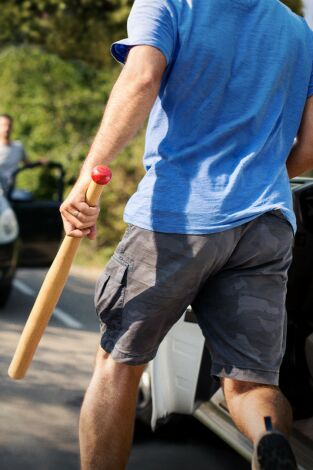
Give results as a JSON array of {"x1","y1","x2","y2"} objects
[
  {"x1": 136, "y1": 369, "x2": 153, "y2": 426},
  {"x1": 0, "y1": 277, "x2": 13, "y2": 308}
]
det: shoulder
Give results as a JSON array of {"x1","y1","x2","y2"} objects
[
  {"x1": 12, "y1": 140, "x2": 24, "y2": 150},
  {"x1": 302, "y1": 18, "x2": 313, "y2": 41},
  {"x1": 12, "y1": 141, "x2": 25, "y2": 153},
  {"x1": 11, "y1": 141, "x2": 26, "y2": 158},
  {"x1": 131, "y1": 0, "x2": 179, "y2": 16}
]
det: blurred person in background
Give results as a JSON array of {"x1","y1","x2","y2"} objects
[{"x1": 0, "y1": 114, "x2": 29, "y2": 193}]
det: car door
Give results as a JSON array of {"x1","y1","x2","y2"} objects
[{"x1": 8, "y1": 162, "x2": 65, "y2": 267}]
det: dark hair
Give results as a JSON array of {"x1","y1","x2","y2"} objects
[{"x1": 0, "y1": 114, "x2": 13, "y2": 123}]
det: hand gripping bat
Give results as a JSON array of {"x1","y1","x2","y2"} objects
[{"x1": 8, "y1": 165, "x2": 112, "y2": 380}]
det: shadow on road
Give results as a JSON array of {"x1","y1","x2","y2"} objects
[
  {"x1": 0, "y1": 269, "x2": 250, "y2": 470},
  {"x1": 0, "y1": 319, "x2": 97, "y2": 470},
  {"x1": 129, "y1": 417, "x2": 250, "y2": 470}
]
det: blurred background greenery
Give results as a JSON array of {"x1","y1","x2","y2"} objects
[{"x1": 0, "y1": 0, "x2": 304, "y2": 267}]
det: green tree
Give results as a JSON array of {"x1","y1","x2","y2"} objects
[
  {"x1": 0, "y1": 1, "x2": 304, "y2": 68},
  {"x1": 0, "y1": 46, "x2": 108, "y2": 165},
  {"x1": 0, "y1": 45, "x2": 144, "y2": 262},
  {"x1": 0, "y1": 0, "x2": 133, "y2": 67},
  {"x1": 282, "y1": 0, "x2": 303, "y2": 15}
]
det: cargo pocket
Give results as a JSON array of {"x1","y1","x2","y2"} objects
[{"x1": 94, "y1": 255, "x2": 129, "y2": 335}]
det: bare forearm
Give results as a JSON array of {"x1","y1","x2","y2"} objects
[
  {"x1": 59, "y1": 46, "x2": 166, "y2": 239},
  {"x1": 286, "y1": 142, "x2": 313, "y2": 178},
  {"x1": 79, "y1": 68, "x2": 160, "y2": 183}
]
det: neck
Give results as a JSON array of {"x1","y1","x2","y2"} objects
[{"x1": 0, "y1": 137, "x2": 10, "y2": 145}]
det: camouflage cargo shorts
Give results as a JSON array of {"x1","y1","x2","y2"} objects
[{"x1": 94, "y1": 210, "x2": 294, "y2": 385}]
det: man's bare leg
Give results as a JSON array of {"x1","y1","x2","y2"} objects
[
  {"x1": 79, "y1": 347, "x2": 146, "y2": 470},
  {"x1": 222, "y1": 378, "x2": 293, "y2": 444}
]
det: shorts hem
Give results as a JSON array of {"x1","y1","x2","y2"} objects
[
  {"x1": 100, "y1": 339, "x2": 158, "y2": 366},
  {"x1": 211, "y1": 363, "x2": 280, "y2": 386}
]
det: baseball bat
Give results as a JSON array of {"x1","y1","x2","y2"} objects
[{"x1": 8, "y1": 165, "x2": 112, "y2": 380}]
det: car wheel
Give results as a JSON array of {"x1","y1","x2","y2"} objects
[
  {"x1": 0, "y1": 277, "x2": 13, "y2": 308},
  {"x1": 136, "y1": 368, "x2": 153, "y2": 426}
]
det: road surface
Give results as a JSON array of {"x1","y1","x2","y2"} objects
[{"x1": 0, "y1": 267, "x2": 250, "y2": 470}]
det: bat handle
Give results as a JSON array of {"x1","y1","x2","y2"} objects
[
  {"x1": 8, "y1": 165, "x2": 112, "y2": 380},
  {"x1": 86, "y1": 166, "x2": 112, "y2": 206}
]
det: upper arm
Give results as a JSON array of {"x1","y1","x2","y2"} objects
[
  {"x1": 296, "y1": 96, "x2": 313, "y2": 154},
  {"x1": 122, "y1": 45, "x2": 167, "y2": 87}
]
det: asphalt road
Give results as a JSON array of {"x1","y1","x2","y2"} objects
[{"x1": 0, "y1": 267, "x2": 250, "y2": 470}]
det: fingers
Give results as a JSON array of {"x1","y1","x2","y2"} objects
[
  {"x1": 64, "y1": 206, "x2": 100, "y2": 228},
  {"x1": 62, "y1": 201, "x2": 100, "y2": 218},
  {"x1": 66, "y1": 227, "x2": 92, "y2": 238},
  {"x1": 60, "y1": 217, "x2": 92, "y2": 238},
  {"x1": 60, "y1": 200, "x2": 100, "y2": 238}
]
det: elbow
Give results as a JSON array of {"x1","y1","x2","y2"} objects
[
  {"x1": 126, "y1": 71, "x2": 161, "y2": 96},
  {"x1": 120, "y1": 45, "x2": 166, "y2": 97},
  {"x1": 131, "y1": 72, "x2": 160, "y2": 92},
  {"x1": 299, "y1": 145, "x2": 313, "y2": 164},
  {"x1": 292, "y1": 140, "x2": 313, "y2": 163}
]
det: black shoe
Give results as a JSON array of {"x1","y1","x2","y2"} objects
[
  {"x1": 252, "y1": 432, "x2": 298, "y2": 469},
  {"x1": 252, "y1": 418, "x2": 298, "y2": 469}
]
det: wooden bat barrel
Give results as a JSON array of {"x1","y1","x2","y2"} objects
[{"x1": 8, "y1": 166, "x2": 112, "y2": 380}]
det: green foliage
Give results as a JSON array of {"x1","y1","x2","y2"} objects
[
  {"x1": 0, "y1": 45, "x2": 144, "y2": 263},
  {"x1": 0, "y1": 1, "x2": 304, "y2": 67},
  {"x1": 0, "y1": 0, "x2": 133, "y2": 67},
  {"x1": 0, "y1": 46, "x2": 109, "y2": 168},
  {"x1": 282, "y1": 0, "x2": 303, "y2": 15}
]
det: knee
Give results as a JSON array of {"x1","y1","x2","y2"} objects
[
  {"x1": 221, "y1": 377, "x2": 278, "y2": 400},
  {"x1": 94, "y1": 347, "x2": 146, "y2": 385}
]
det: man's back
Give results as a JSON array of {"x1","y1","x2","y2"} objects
[{"x1": 112, "y1": 0, "x2": 313, "y2": 233}]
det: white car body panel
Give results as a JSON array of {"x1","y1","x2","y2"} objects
[
  {"x1": 147, "y1": 316, "x2": 313, "y2": 469},
  {"x1": 150, "y1": 312, "x2": 205, "y2": 429}
]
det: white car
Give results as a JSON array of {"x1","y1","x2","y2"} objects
[
  {"x1": 0, "y1": 162, "x2": 64, "y2": 307},
  {"x1": 137, "y1": 177, "x2": 313, "y2": 470}
]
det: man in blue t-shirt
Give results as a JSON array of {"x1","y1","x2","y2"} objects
[{"x1": 61, "y1": 1, "x2": 313, "y2": 468}]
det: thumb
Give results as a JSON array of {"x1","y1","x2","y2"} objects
[{"x1": 87, "y1": 225, "x2": 97, "y2": 240}]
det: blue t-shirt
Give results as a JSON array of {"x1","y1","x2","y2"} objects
[{"x1": 112, "y1": 0, "x2": 313, "y2": 234}]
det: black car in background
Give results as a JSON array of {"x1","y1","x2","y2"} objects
[{"x1": 0, "y1": 162, "x2": 64, "y2": 307}]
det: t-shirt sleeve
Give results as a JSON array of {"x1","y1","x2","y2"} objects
[{"x1": 111, "y1": 0, "x2": 176, "y2": 66}]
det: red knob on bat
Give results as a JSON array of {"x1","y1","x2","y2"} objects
[{"x1": 92, "y1": 166, "x2": 112, "y2": 185}]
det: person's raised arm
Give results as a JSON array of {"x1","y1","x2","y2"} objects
[
  {"x1": 287, "y1": 96, "x2": 313, "y2": 178},
  {"x1": 60, "y1": 45, "x2": 167, "y2": 239}
]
